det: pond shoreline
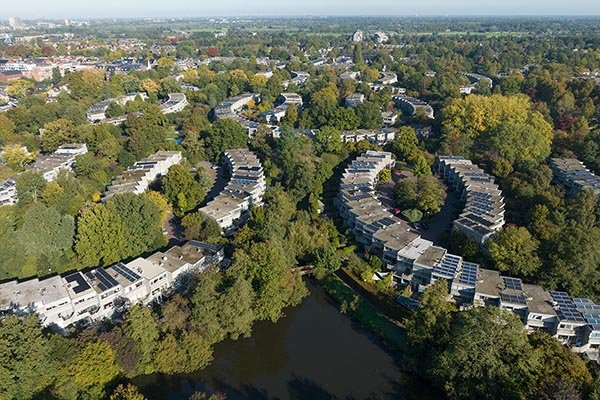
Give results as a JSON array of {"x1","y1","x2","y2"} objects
[{"x1": 133, "y1": 280, "x2": 440, "y2": 400}]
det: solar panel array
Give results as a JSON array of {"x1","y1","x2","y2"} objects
[
  {"x1": 85, "y1": 269, "x2": 119, "y2": 292},
  {"x1": 380, "y1": 217, "x2": 398, "y2": 227},
  {"x1": 112, "y1": 262, "x2": 141, "y2": 283},
  {"x1": 500, "y1": 293, "x2": 527, "y2": 305},
  {"x1": 459, "y1": 262, "x2": 478, "y2": 286},
  {"x1": 551, "y1": 291, "x2": 586, "y2": 323},
  {"x1": 572, "y1": 297, "x2": 600, "y2": 308},
  {"x1": 433, "y1": 254, "x2": 461, "y2": 279},
  {"x1": 64, "y1": 273, "x2": 91, "y2": 294},
  {"x1": 583, "y1": 313, "x2": 600, "y2": 325},
  {"x1": 503, "y1": 277, "x2": 523, "y2": 291},
  {"x1": 573, "y1": 298, "x2": 600, "y2": 328}
]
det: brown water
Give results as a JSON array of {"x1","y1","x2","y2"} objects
[{"x1": 134, "y1": 282, "x2": 438, "y2": 400}]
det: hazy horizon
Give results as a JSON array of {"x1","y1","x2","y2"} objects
[{"x1": 1, "y1": 0, "x2": 599, "y2": 19}]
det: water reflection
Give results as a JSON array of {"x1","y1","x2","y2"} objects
[{"x1": 134, "y1": 282, "x2": 438, "y2": 400}]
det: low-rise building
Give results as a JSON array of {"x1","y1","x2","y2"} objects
[
  {"x1": 86, "y1": 93, "x2": 148, "y2": 122},
  {"x1": 523, "y1": 284, "x2": 558, "y2": 334},
  {"x1": 373, "y1": 31, "x2": 389, "y2": 44},
  {"x1": 437, "y1": 156, "x2": 505, "y2": 244},
  {"x1": 549, "y1": 158, "x2": 600, "y2": 197},
  {"x1": 0, "y1": 70, "x2": 23, "y2": 83},
  {"x1": 340, "y1": 71, "x2": 360, "y2": 81},
  {"x1": 82, "y1": 268, "x2": 122, "y2": 321},
  {"x1": 573, "y1": 297, "x2": 600, "y2": 352},
  {"x1": 281, "y1": 92, "x2": 303, "y2": 106},
  {"x1": 376, "y1": 71, "x2": 398, "y2": 86},
  {"x1": 104, "y1": 151, "x2": 182, "y2": 199},
  {"x1": 63, "y1": 271, "x2": 100, "y2": 326},
  {"x1": 0, "y1": 178, "x2": 17, "y2": 206},
  {"x1": 105, "y1": 262, "x2": 148, "y2": 304},
  {"x1": 159, "y1": 93, "x2": 188, "y2": 114},
  {"x1": 462, "y1": 72, "x2": 493, "y2": 88},
  {"x1": 0, "y1": 276, "x2": 73, "y2": 329},
  {"x1": 283, "y1": 71, "x2": 309, "y2": 89},
  {"x1": 32, "y1": 143, "x2": 88, "y2": 182},
  {"x1": 344, "y1": 93, "x2": 365, "y2": 107},
  {"x1": 146, "y1": 241, "x2": 224, "y2": 290},
  {"x1": 54, "y1": 143, "x2": 88, "y2": 156},
  {"x1": 335, "y1": 151, "x2": 600, "y2": 357},
  {"x1": 393, "y1": 95, "x2": 434, "y2": 119},
  {"x1": 340, "y1": 129, "x2": 396, "y2": 145},
  {"x1": 551, "y1": 291, "x2": 588, "y2": 347},
  {"x1": 382, "y1": 111, "x2": 398, "y2": 125},
  {"x1": 261, "y1": 105, "x2": 288, "y2": 123},
  {"x1": 214, "y1": 93, "x2": 259, "y2": 120},
  {"x1": 198, "y1": 149, "x2": 265, "y2": 235},
  {"x1": 127, "y1": 257, "x2": 170, "y2": 304},
  {"x1": 0, "y1": 240, "x2": 223, "y2": 330}
]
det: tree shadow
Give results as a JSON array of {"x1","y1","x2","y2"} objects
[
  {"x1": 208, "y1": 379, "x2": 270, "y2": 400},
  {"x1": 286, "y1": 374, "x2": 335, "y2": 400}
]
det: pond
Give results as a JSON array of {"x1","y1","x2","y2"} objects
[{"x1": 134, "y1": 282, "x2": 438, "y2": 400}]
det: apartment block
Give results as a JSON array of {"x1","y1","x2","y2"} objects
[
  {"x1": 32, "y1": 143, "x2": 88, "y2": 182},
  {"x1": 549, "y1": 158, "x2": 600, "y2": 197},
  {"x1": 198, "y1": 149, "x2": 265, "y2": 235},
  {"x1": 340, "y1": 129, "x2": 396, "y2": 145},
  {"x1": 336, "y1": 151, "x2": 600, "y2": 358},
  {"x1": 104, "y1": 150, "x2": 182, "y2": 199},
  {"x1": 437, "y1": 156, "x2": 505, "y2": 245},
  {"x1": 393, "y1": 95, "x2": 434, "y2": 119},
  {"x1": 0, "y1": 241, "x2": 224, "y2": 330}
]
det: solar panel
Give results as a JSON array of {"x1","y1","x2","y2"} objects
[
  {"x1": 64, "y1": 273, "x2": 91, "y2": 294},
  {"x1": 583, "y1": 314, "x2": 600, "y2": 325},
  {"x1": 433, "y1": 255, "x2": 461, "y2": 279},
  {"x1": 458, "y1": 262, "x2": 478, "y2": 286},
  {"x1": 557, "y1": 309, "x2": 585, "y2": 323},
  {"x1": 85, "y1": 269, "x2": 117, "y2": 292},
  {"x1": 551, "y1": 292, "x2": 586, "y2": 322},
  {"x1": 551, "y1": 291, "x2": 573, "y2": 306},
  {"x1": 95, "y1": 269, "x2": 119, "y2": 291},
  {"x1": 503, "y1": 277, "x2": 523, "y2": 291},
  {"x1": 380, "y1": 217, "x2": 398, "y2": 227},
  {"x1": 112, "y1": 262, "x2": 141, "y2": 283},
  {"x1": 500, "y1": 293, "x2": 527, "y2": 305},
  {"x1": 576, "y1": 303, "x2": 600, "y2": 310}
]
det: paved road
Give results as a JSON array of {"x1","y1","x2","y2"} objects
[
  {"x1": 164, "y1": 212, "x2": 184, "y2": 245},
  {"x1": 203, "y1": 164, "x2": 227, "y2": 204}
]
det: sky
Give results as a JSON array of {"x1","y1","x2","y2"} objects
[{"x1": 1, "y1": 0, "x2": 599, "y2": 19}]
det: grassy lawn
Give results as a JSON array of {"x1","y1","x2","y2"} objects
[{"x1": 320, "y1": 274, "x2": 409, "y2": 352}]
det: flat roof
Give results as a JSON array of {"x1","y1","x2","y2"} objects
[
  {"x1": 0, "y1": 276, "x2": 68, "y2": 309},
  {"x1": 127, "y1": 257, "x2": 167, "y2": 280},
  {"x1": 475, "y1": 268, "x2": 503, "y2": 298},
  {"x1": 416, "y1": 245, "x2": 447, "y2": 269},
  {"x1": 523, "y1": 284, "x2": 556, "y2": 316}
]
